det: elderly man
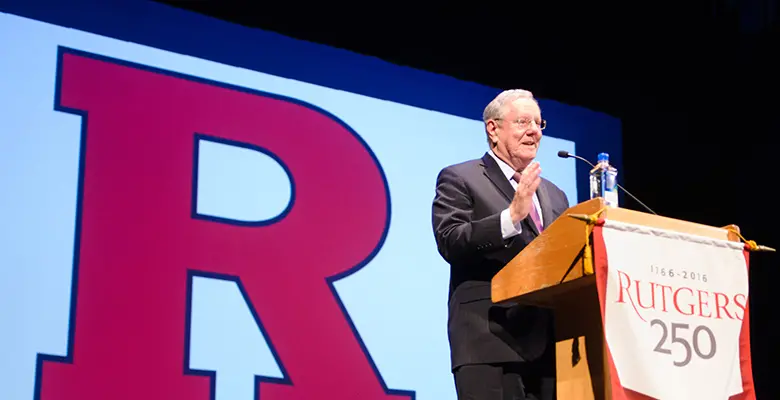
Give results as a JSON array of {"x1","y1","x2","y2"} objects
[{"x1": 432, "y1": 89, "x2": 570, "y2": 399}]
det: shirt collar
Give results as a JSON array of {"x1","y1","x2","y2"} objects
[{"x1": 488, "y1": 149, "x2": 517, "y2": 181}]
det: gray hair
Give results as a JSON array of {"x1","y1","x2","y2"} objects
[{"x1": 482, "y1": 89, "x2": 536, "y2": 122}]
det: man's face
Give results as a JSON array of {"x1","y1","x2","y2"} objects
[{"x1": 487, "y1": 98, "x2": 544, "y2": 171}]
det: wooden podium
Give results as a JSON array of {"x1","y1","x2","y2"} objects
[{"x1": 491, "y1": 198, "x2": 741, "y2": 400}]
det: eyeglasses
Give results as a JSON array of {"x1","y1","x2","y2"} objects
[{"x1": 495, "y1": 118, "x2": 546, "y2": 130}]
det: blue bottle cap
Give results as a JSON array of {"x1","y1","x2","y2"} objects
[{"x1": 597, "y1": 152, "x2": 609, "y2": 162}]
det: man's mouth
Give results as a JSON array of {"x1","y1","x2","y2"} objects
[{"x1": 521, "y1": 141, "x2": 537, "y2": 147}]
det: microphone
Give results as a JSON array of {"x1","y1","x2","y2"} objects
[{"x1": 557, "y1": 150, "x2": 657, "y2": 215}]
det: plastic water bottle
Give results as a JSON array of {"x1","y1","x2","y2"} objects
[{"x1": 589, "y1": 152, "x2": 619, "y2": 207}]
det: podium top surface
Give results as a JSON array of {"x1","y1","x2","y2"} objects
[{"x1": 491, "y1": 198, "x2": 739, "y2": 305}]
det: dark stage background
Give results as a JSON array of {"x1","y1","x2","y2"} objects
[{"x1": 162, "y1": 1, "x2": 778, "y2": 397}]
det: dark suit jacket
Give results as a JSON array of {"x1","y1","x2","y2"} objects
[{"x1": 432, "y1": 152, "x2": 570, "y2": 370}]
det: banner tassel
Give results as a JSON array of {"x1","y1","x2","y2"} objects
[
  {"x1": 726, "y1": 227, "x2": 776, "y2": 252},
  {"x1": 567, "y1": 207, "x2": 607, "y2": 275}
]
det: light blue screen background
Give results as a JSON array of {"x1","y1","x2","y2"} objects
[{"x1": 0, "y1": 3, "x2": 621, "y2": 399}]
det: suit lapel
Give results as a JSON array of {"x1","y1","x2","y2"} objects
[
  {"x1": 481, "y1": 153, "x2": 514, "y2": 203},
  {"x1": 535, "y1": 180, "x2": 555, "y2": 230}
]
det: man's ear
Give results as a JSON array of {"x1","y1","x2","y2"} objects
[{"x1": 486, "y1": 120, "x2": 499, "y2": 146}]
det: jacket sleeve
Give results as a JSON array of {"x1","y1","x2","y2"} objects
[{"x1": 432, "y1": 167, "x2": 506, "y2": 263}]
